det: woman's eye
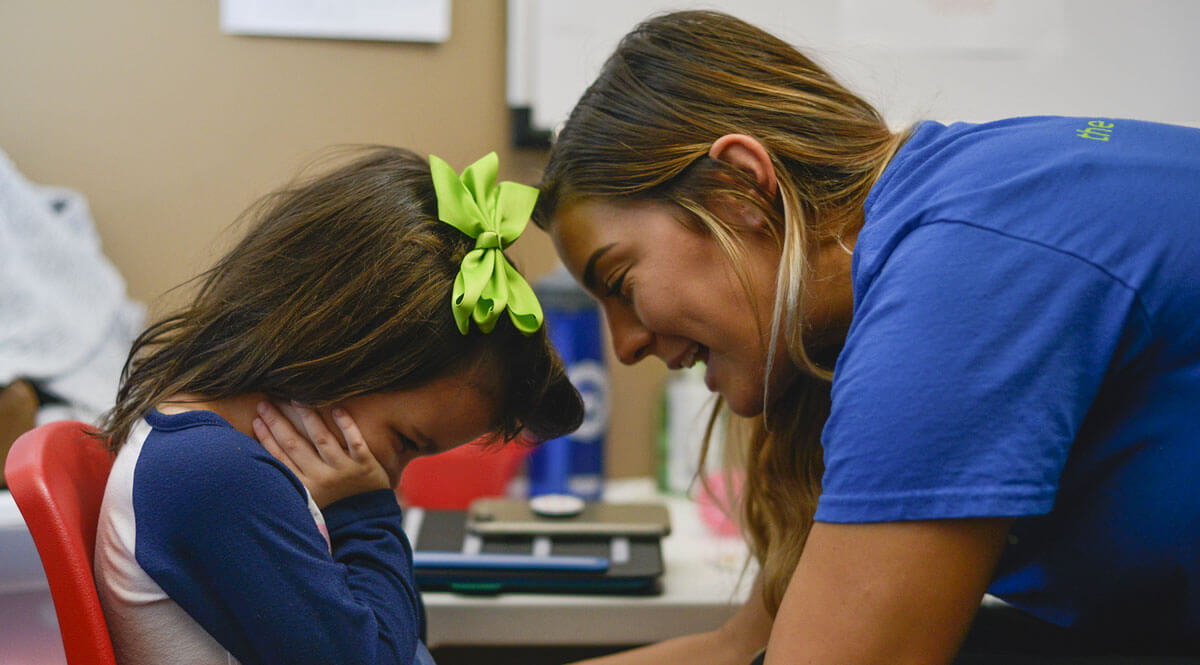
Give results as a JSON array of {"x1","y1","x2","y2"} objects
[{"x1": 604, "y1": 269, "x2": 634, "y2": 305}]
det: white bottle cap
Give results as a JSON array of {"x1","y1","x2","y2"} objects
[{"x1": 529, "y1": 493, "x2": 586, "y2": 517}]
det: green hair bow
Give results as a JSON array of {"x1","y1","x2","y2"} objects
[{"x1": 430, "y1": 152, "x2": 543, "y2": 335}]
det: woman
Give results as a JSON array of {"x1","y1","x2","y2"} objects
[{"x1": 534, "y1": 10, "x2": 1200, "y2": 664}]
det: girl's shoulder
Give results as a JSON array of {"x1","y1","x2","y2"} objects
[
  {"x1": 139, "y1": 409, "x2": 259, "y2": 469},
  {"x1": 125, "y1": 409, "x2": 307, "y2": 509}
]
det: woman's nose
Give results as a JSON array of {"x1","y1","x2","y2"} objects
[{"x1": 605, "y1": 304, "x2": 652, "y2": 365}]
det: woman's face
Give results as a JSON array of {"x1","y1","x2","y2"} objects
[{"x1": 551, "y1": 198, "x2": 797, "y2": 417}]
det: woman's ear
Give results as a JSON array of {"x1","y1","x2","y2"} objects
[
  {"x1": 708, "y1": 134, "x2": 779, "y2": 231},
  {"x1": 709, "y1": 134, "x2": 778, "y2": 199}
]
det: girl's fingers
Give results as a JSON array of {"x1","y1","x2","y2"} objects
[
  {"x1": 291, "y1": 401, "x2": 342, "y2": 464},
  {"x1": 331, "y1": 408, "x2": 373, "y2": 464},
  {"x1": 256, "y1": 401, "x2": 321, "y2": 466},
  {"x1": 252, "y1": 416, "x2": 303, "y2": 480}
]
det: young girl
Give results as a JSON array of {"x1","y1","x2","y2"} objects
[
  {"x1": 535, "y1": 10, "x2": 1200, "y2": 664},
  {"x1": 93, "y1": 147, "x2": 583, "y2": 665}
]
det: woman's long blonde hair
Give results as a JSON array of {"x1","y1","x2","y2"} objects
[{"x1": 535, "y1": 11, "x2": 909, "y2": 614}]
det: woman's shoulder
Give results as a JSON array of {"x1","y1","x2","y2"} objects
[
  {"x1": 869, "y1": 116, "x2": 1200, "y2": 217},
  {"x1": 857, "y1": 116, "x2": 1200, "y2": 296},
  {"x1": 865, "y1": 117, "x2": 1094, "y2": 223}
]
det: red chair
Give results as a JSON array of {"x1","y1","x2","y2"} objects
[
  {"x1": 4, "y1": 420, "x2": 117, "y2": 665},
  {"x1": 398, "y1": 437, "x2": 531, "y2": 510}
]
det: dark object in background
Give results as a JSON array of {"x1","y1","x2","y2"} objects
[
  {"x1": 0, "y1": 380, "x2": 39, "y2": 489},
  {"x1": 412, "y1": 509, "x2": 663, "y2": 595}
]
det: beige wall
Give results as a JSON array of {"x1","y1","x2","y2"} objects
[{"x1": 0, "y1": 0, "x2": 665, "y2": 478}]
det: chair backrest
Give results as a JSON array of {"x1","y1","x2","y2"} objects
[
  {"x1": 399, "y1": 437, "x2": 530, "y2": 510},
  {"x1": 4, "y1": 420, "x2": 117, "y2": 665}
]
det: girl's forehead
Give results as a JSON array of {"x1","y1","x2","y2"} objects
[
  {"x1": 458, "y1": 356, "x2": 508, "y2": 417},
  {"x1": 392, "y1": 370, "x2": 501, "y2": 435}
]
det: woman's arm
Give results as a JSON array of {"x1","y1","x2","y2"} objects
[
  {"x1": 570, "y1": 575, "x2": 772, "y2": 665},
  {"x1": 765, "y1": 518, "x2": 1012, "y2": 665}
]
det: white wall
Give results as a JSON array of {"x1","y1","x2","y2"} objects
[{"x1": 510, "y1": 0, "x2": 1200, "y2": 133}]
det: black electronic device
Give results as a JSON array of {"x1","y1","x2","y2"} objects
[{"x1": 409, "y1": 508, "x2": 664, "y2": 595}]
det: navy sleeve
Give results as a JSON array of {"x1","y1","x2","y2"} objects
[
  {"x1": 132, "y1": 425, "x2": 424, "y2": 665},
  {"x1": 818, "y1": 221, "x2": 1144, "y2": 523}
]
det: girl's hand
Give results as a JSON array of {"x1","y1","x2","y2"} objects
[{"x1": 253, "y1": 401, "x2": 391, "y2": 509}]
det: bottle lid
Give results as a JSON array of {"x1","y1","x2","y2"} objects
[{"x1": 529, "y1": 493, "x2": 586, "y2": 517}]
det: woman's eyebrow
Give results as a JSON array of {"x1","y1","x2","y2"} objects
[{"x1": 582, "y1": 243, "x2": 616, "y2": 292}]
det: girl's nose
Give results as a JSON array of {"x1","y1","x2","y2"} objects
[{"x1": 605, "y1": 304, "x2": 652, "y2": 365}]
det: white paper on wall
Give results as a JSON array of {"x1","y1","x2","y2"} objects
[
  {"x1": 511, "y1": 0, "x2": 1200, "y2": 134},
  {"x1": 220, "y1": 0, "x2": 451, "y2": 43}
]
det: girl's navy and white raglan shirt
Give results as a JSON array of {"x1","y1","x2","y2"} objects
[
  {"x1": 820, "y1": 117, "x2": 1200, "y2": 644},
  {"x1": 94, "y1": 409, "x2": 437, "y2": 665}
]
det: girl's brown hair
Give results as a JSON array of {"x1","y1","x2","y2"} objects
[
  {"x1": 534, "y1": 11, "x2": 909, "y2": 614},
  {"x1": 102, "y1": 146, "x2": 583, "y2": 451}
]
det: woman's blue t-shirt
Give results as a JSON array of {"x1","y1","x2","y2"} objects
[{"x1": 819, "y1": 116, "x2": 1200, "y2": 642}]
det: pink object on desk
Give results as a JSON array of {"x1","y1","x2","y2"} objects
[
  {"x1": 398, "y1": 438, "x2": 531, "y2": 510},
  {"x1": 694, "y1": 470, "x2": 744, "y2": 537}
]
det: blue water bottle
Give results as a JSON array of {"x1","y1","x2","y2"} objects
[{"x1": 528, "y1": 267, "x2": 608, "y2": 500}]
